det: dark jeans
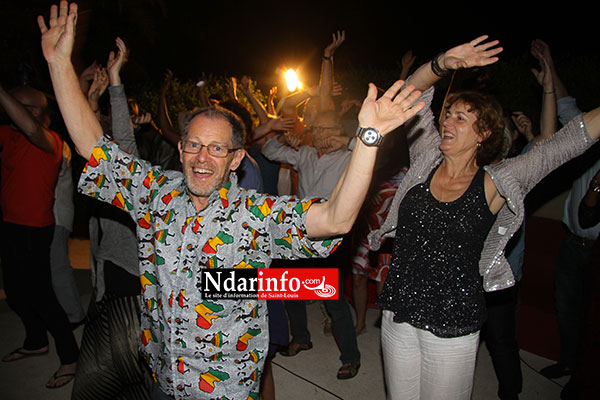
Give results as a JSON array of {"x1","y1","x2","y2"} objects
[
  {"x1": 0, "y1": 222, "x2": 78, "y2": 364},
  {"x1": 484, "y1": 284, "x2": 522, "y2": 399},
  {"x1": 554, "y1": 231, "x2": 593, "y2": 370},
  {"x1": 284, "y1": 258, "x2": 360, "y2": 364}
]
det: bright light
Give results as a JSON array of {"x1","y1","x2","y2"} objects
[{"x1": 283, "y1": 68, "x2": 301, "y2": 92}]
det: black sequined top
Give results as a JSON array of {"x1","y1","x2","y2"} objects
[{"x1": 377, "y1": 164, "x2": 497, "y2": 338}]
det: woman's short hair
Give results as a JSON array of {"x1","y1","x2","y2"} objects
[{"x1": 445, "y1": 91, "x2": 505, "y2": 166}]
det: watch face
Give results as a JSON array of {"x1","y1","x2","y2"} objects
[{"x1": 362, "y1": 128, "x2": 379, "y2": 145}]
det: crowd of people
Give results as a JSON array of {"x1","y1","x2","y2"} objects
[{"x1": 0, "y1": 1, "x2": 599, "y2": 399}]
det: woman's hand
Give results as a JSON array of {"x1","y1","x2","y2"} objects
[{"x1": 440, "y1": 35, "x2": 503, "y2": 71}]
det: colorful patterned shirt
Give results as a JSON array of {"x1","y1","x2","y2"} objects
[{"x1": 78, "y1": 137, "x2": 341, "y2": 399}]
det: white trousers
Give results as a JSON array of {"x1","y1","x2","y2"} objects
[{"x1": 381, "y1": 310, "x2": 480, "y2": 400}]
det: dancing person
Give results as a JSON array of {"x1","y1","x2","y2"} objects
[
  {"x1": 37, "y1": 2, "x2": 425, "y2": 397},
  {"x1": 367, "y1": 36, "x2": 600, "y2": 400},
  {"x1": 0, "y1": 83, "x2": 79, "y2": 389}
]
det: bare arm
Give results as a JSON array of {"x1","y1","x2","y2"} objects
[
  {"x1": 319, "y1": 30, "x2": 345, "y2": 112},
  {"x1": 250, "y1": 116, "x2": 294, "y2": 143},
  {"x1": 195, "y1": 78, "x2": 210, "y2": 108},
  {"x1": 267, "y1": 86, "x2": 277, "y2": 115},
  {"x1": 157, "y1": 69, "x2": 182, "y2": 147},
  {"x1": 279, "y1": 88, "x2": 315, "y2": 116},
  {"x1": 0, "y1": 85, "x2": 57, "y2": 152},
  {"x1": 38, "y1": 1, "x2": 101, "y2": 159},
  {"x1": 239, "y1": 76, "x2": 269, "y2": 125},
  {"x1": 305, "y1": 81, "x2": 425, "y2": 238},
  {"x1": 530, "y1": 41, "x2": 557, "y2": 144}
]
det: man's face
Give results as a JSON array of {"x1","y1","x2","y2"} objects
[
  {"x1": 178, "y1": 115, "x2": 244, "y2": 210},
  {"x1": 311, "y1": 113, "x2": 342, "y2": 151}
]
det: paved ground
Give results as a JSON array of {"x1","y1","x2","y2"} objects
[{"x1": 0, "y1": 239, "x2": 569, "y2": 399}]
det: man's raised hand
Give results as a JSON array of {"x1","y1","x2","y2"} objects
[
  {"x1": 38, "y1": 1, "x2": 78, "y2": 65},
  {"x1": 358, "y1": 81, "x2": 425, "y2": 136}
]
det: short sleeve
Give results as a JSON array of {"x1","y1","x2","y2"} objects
[
  {"x1": 259, "y1": 194, "x2": 343, "y2": 260},
  {"x1": 78, "y1": 136, "x2": 166, "y2": 221}
]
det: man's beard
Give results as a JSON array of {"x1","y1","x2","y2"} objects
[{"x1": 183, "y1": 160, "x2": 232, "y2": 199}]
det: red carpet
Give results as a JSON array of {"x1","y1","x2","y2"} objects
[{"x1": 517, "y1": 216, "x2": 564, "y2": 361}]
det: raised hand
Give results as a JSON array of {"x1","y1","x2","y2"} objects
[
  {"x1": 530, "y1": 40, "x2": 554, "y2": 91},
  {"x1": 270, "y1": 117, "x2": 294, "y2": 131},
  {"x1": 269, "y1": 86, "x2": 277, "y2": 99},
  {"x1": 107, "y1": 37, "x2": 129, "y2": 86},
  {"x1": 531, "y1": 55, "x2": 553, "y2": 90},
  {"x1": 531, "y1": 39, "x2": 552, "y2": 65},
  {"x1": 38, "y1": 1, "x2": 78, "y2": 65},
  {"x1": 511, "y1": 112, "x2": 535, "y2": 142},
  {"x1": 240, "y1": 76, "x2": 252, "y2": 94},
  {"x1": 226, "y1": 76, "x2": 238, "y2": 101},
  {"x1": 358, "y1": 80, "x2": 425, "y2": 135},
  {"x1": 161, "y1": 69, "x2": 173, "y2": 94},
  {"x1": 324, "y1": 30, "x2": 345, "y2": 58},
  {"x1": 321, "y1": 135, "x2": 350, "y2": 154},
  {"x1": 267, "y1": 86, "x2": 277, "y2": 115},
  {"x1": 88, "y1": 66, "x2": 108, "y2": 107},
  {"x1": 440, "y1": 35, "x2": 503, "y2": 71},
  {"x1": 282, "y1": 131, "x2": 302, "y2": 150},
  {"x1": 332, "y1": 81, "x2": 343, "y2": 97}
]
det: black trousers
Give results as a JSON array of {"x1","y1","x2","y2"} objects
[
  {"x1": 0, "y1": 222, "x2": 78, "y2": 364},
  {"x1": 483, "y1": 284, "x2": 522, "y2": 399},
  {"x1": 72, "y1": 290, "x2": 153, "y2": 400}
]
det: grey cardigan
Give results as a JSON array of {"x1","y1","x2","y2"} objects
[{"x1": 368, "y1": 87, "x2": 594, "y2": 292}]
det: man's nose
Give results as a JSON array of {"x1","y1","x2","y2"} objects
[{"x1": 195, "y1": 145, "x2": 212, "y2": 161}]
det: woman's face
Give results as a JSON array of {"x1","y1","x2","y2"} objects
[{"x1": 439, "y1": 101, "x2": 485, "y2": 157}]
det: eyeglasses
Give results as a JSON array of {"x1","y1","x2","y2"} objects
[
  {"x1": 181, "y1": 140, "x2": 240, "y2": 158},
  {"x1": 311, "y1": 126, "x2": 341, "y2": 133}
]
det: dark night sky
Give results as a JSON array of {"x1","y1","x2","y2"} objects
[
  {"x1": 1, "y1": 1, "x2": 598, "y2": 96},
  {"x1": 150, "y1": 1, "x2": 599, "y2": 95}
]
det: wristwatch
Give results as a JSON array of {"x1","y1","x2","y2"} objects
[{"x1": 356, "y1": 127, "x2": 383, "y2": 147}]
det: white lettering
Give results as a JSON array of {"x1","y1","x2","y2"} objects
[
  {"x1": 204, "y1": 271, "x2": 221, "y2": 291},
  {"x1": 289, "y1": 277, "x2": 300, "y2": 291}
]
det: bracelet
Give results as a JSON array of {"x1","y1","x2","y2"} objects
[
  {"x1": 431, "y1": 53, "x2": 450, "y2": 77},
  {"x1": 322, "y1": 55, "x2": 332, "y2": 61},
  {"x1": 544, "y1": 90, "x2": 555, "y2": 95}
]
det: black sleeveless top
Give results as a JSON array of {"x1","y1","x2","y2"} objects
[{"x1": 376, "y1": 164, "x2": 497, "y2": 338}]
